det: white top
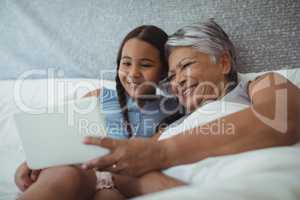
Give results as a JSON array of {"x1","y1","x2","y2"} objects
[{"x1": 159, "y1": 78, "x2": 251, "y2": 140}]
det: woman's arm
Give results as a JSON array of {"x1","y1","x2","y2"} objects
[
  {"x1": 83, "y1": 72, "x2": 300, "y2": 176},
  {"x1": 160, "y1": 72, "x2": 300, "y2": 168}
]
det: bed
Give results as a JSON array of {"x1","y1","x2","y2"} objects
[
  {"x1": 1, "y1": 0, "x2": 299, "y2": 199},
  {"x1": 0, "y1": 69, "x2": 299, "y2": 200}
]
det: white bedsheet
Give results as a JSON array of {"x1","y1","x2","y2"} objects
[
  {"x1": 134, "y1": 145, "x2": 300, "y2": 200},
  {"x1": 0, "y1": 68, "x2": 299, "y2": 200}
]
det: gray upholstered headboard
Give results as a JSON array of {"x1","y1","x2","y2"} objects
[{"x1": 0, "y1": 0, "x2": 299, "y2": 80}]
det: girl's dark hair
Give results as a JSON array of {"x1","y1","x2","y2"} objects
[{"x1": 115, "y1": 25, "x2": 168, "y2": 137}]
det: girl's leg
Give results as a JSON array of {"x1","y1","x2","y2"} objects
[
  {"x1": 93, "y1": 189, "x2": 126, "y2": 200},
  {"x1": 18, "y1": 166, "x2": 96, "y2": 200}
]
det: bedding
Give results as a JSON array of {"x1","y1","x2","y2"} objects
[
  {"x1": 134, "y1": 144, "x2": 300, "y2": 200},
  {"x1": 0, "y1": 68, "x2": 299, "y2": 200}
]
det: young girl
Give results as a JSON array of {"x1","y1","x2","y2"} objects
[
  {"x1": 85, "y1": 25, "x2": 178, "y2": 139},
  {"x1": 14, "y1": 25, "x2": 179, "y2": 200}
]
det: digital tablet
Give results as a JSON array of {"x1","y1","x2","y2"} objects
[{"x1": 14, "y1": 97, "x2": 109, "y2": 169}]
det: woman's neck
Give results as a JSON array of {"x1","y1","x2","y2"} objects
[{"x1": 186, "y1": 80, "x2": 234, "y2": 113}]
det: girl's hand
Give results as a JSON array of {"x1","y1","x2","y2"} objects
[
  {"x1": 82, "y1": 137, "x2": 165, "y2": 177},
  {"x1": 14, "y1": 162, "x2": 41, "y2": 191}
]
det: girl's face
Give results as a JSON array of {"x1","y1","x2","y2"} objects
[{"x1": 118, "y1": 38, "x2": 163, "y2": 100}]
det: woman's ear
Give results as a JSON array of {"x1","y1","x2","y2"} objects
[{"x1": 219, "y1": 52, "x2": 231, "y2": 75}]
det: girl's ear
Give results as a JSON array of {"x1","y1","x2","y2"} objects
[{"x1": 219, "y1": 52, "x2": 231, "y2": 75}]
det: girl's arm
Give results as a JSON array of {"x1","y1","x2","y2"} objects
[{"x1": 82, "y1": 88, "x2": 101, "y2": 98}]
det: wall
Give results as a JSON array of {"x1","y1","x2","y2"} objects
[{"x1": 0, "y1": 0, "x2": 299, "y2": 79}]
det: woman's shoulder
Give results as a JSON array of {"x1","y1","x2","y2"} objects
[{"x1": 222, "y1": 78, "x2": 252, "y2": 105}]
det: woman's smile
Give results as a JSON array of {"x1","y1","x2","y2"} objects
[
  {"x1": 182, "y1": 84, "x2": 197, "y2": 97},
  {"x1": 178, "y1": 84, "x2": 198, "y2": 102}
]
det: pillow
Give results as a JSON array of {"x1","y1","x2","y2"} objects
[{"x1": 238, "y1": 68, "x2": 300, "y2": 87}]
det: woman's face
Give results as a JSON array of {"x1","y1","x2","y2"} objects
[
  {"x1": 168, "y1": 47, "x2": 230, "y2": 112},
  {"x1": 118, "y1": 38, "x2": 163, "y2": 100}
]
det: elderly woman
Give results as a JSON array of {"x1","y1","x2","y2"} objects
[{"x1": 82, "y1": 19, "x2": 300, "y2": 198}]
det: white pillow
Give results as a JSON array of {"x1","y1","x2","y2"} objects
[{"x1": 238, "y1": 68, "x2": 300, "y2": 87}]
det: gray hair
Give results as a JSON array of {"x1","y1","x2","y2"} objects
[{"x1": 166, "y1": 19, "x2": 237, "y2": 84}]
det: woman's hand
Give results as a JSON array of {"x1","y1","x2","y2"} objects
[
  {"x1": 15, "y1": 162, "x2": 41, "y2": 191},
  {"x1": 82, "y1": 137, "x2": 165, "y2": 177}
]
